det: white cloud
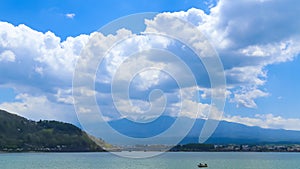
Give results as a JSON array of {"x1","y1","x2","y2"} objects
[
  {"x1": 65, "y1": 13, "x2": 75, "y2": 19},
  {"x1": 1, "y1": 0, "x2": 300, "y2": 130},
  {"x1": 176, "y1": 99, "x2": 209, "y2": 119},
  {"x1": 157, "y1": 1, "x2": 300, "y2": 108},
  {"x1": 78, "y1": 107, "x2": 92, "y2": 113},
  {"x1": 231, "y1": 87, "x2": 269, "y2": 108},
  {"x1": 55, "y1": 88, "x2": 74, "y2": 104},
  {"x1": 0, "y1": 21, "x2": 89, "y2": 123},
  {"x1": 226, "y1": 66, "x2": 267, "y2": 86},
  {"x1": 34, "y1": 66, "x2": 43, "y2": 76},
  {"x1": 224, "y1": 114, "x2": 300, "y2": 131},
  {"x1": 0, "y1": 21, "x2": 89, "y2": 87},
  {"x1": 238, "y1": 39, "x2": 300, "y2": 64},
  {"x1": 97, "y1": 32, "x2": 171, "y2": 86},
  {"x1": 0, "y1": 50, "x2": 15, "y2": 62},
  {"x1": 0, "y1": 93, "x2": 77, "y2": 123},
  {"x1": 199, "y1": 87, "x2": 231, "y2": 100}
]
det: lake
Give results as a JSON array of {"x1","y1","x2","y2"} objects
[{"x1": 1, "y1": 152, "x2": 300, "y2": 169}]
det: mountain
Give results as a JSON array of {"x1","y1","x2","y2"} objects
[
  {"x1": 187, "y1": 120, "x2": 300, "y2": 144},
  {"x1": 0, "y1": 109, "x2": 106, "y2": 152},
  {"x1": 107, "y1": 116, "x2": 300, "y2": 145},
  {"x1": 3, "y1": 108, "x2": 299, "y2": 150}
]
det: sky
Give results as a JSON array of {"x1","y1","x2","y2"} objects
[{"x1": 0, "y1": 0, "x2": 300, "y2": 132}]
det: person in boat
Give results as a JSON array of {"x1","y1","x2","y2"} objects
[{"x1": 198, "y1": 163, "x2": 208, "y2": 167}]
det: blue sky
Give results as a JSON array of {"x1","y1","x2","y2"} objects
[
  {"x1": 0, "y1": 0, "x2": 300, "y2": 132},
  {"x1": 0, "y1": 0, "x2": 213, "y2": 39}
]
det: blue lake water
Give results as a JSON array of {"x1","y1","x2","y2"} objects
[{"x1": 1, "y1": 152, "x2": 300, "y2": 169}]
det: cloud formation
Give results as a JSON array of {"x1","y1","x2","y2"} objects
[
  {"x1": 0, "y1": 21, "x2": 88, "y2": 122},
  {"x1": 0, "y1": 93, "x2": 77, "y2": 122},
  {"x1": 224, "y1": 114, "x2": 300, "y2": 131},
  {"x1": 162, "y1": 1, "x2": 300, "y2": 108},
  {"x1": 0, "y1": 50, "x2": 15, "y2": 62},
  {"x1": 0, "y1": 0, "x2": 300, "y2": 130}
]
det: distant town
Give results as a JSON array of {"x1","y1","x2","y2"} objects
[
  {"x1": 2, "y1": 143, "x2": 300, "y2": 153},
  {"x1": 119, "y1": 143, "x2": 300, "y2": 152},
  {"x1": 212, "y1": 144, "x2": 300, "y2": 152}
]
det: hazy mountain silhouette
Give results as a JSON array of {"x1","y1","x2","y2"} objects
[{"x1": 108, "y1": 116, "x2": 300, "y2": 144}]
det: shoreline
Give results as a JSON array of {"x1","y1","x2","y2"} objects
[{"x1": 1, "y1": 150, "x2": 300, "y2": 153}]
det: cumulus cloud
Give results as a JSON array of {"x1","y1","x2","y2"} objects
[
  {"x1": 55, "y1": 88, "x2": 74, "y2": 104},
  {"x1": 164, "y1": 0, "x2": 300, "y2": 108},
  {"x1": 0, "y1": 21, "x2": 89, "y2": 90},
  {"x1": 4, "y1": 22, "x2": 87, "y2": 70},
  {"x1": 0, "y1": 50, "x2": 15, "y2": 62},
  {"x1": 224, "y1": 114, "x2": 300, "y2": 131},
  {"x1": 231, "y1": 87, "x2": 269, "y2": 108},
  {"x1": 0, "y1": 93, "x2": 77, "y2": 123},
  {"x1": 0, "y1": 0, "x2": 300, "y2": 131},
  {"x1": 0, "y1": 21, "x2": 89, "y2": 124}
]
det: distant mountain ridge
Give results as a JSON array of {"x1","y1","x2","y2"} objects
[
  {"x1": 0, "y1": 109, "x2": 105, "y2": 152},
  {"x1": 2, "y1": 108, "x2": 299, "y2": 149},
  {"x1": 108, "y1": 116, "x2": 300, "y2": 145}
]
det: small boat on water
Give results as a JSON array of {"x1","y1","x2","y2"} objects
[{"x1": 198, "y1": 163, "x2": 208, "y2": 168}]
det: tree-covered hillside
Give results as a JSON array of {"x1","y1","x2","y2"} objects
[{"x1": 0, "y1": 109, "x2": 105, "y2": 152}]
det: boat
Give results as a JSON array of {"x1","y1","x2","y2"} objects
[{"x1": 198, "y1": 163, "x2": 208, "y2": 168}]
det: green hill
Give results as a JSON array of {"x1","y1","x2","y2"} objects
[{"x1": 0, "y1": 109, "x2": 105, "y2": 152}]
